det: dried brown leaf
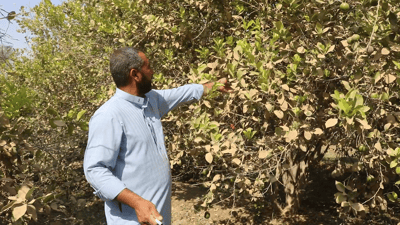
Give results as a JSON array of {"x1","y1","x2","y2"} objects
[
  {"x1": 282, "y1": 84, "x2": 290, "y2": 91},
  {"x1": 314, "y1": 128, "x2": 324, "y2": 135},
  {"x1": 381, "y1": 48, "x2": 390, "y2": 55},
  {"x1": 232, "y1": 158, "x2": 241, "y2": 165},
  {"x1": 285, "y1": 130, "x2": 298, "y2": 142},
  {"x1": 325, "y1": 118, "x2": 338, "y2": 128},
  {"x1": 304, "y1": 131, "x2": 312, "y2": 140},
  {"x1": 384, "y1": 74, "x2": 396, "y2": 84},
  {"x1": 374, "y1": 142, "x2": 382, "y2": 151},
  {"x1": 205, "y1": 153, "x2": 213, "y2": 164},
  {"x1": 297, "y1": 46, "x2": 305, "y2": 53},
  {"x1": 258, "y1": 150, "x2": 272, "y2": 159},
  {"x1": 351, "y1": 202, "x2": 365, "y2": 211},
  {"x1": 212, "y1": 174, "x2": 221, "y2": 182},
  {"x1": 18, "y1": 185, "x2": 30, "y2": 200},
  {"x1": 50, "y1": 202, "x2": 58, "y2": 211},
  {"x1": 12, "y1": 203, "x2": 27, "y2": 221},
  {"x1": 356, "y1": 118, "x2": 371, "y2": 130},
  {"x1": 274, "y1": 110, "x2": 284, "y2": 119},
  {"x1": 53, "y1": 120, "x2": 66, "y2": 127},
  {"x1": 280, "y1": 101, "x2": 288, "y2": 111}
]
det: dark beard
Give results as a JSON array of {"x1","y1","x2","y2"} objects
[{"x1": 138, "y1": 75, "x2": 152, "y2": 95}]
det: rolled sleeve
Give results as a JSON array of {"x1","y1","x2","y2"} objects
[
  {"x1": 83, "y1": 112, "x2": 126, "y2": 201},
  {"x1": 155, "y1": 84, "x2": 204, "y2": 117}
]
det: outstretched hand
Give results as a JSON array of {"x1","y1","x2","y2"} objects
[
  {"x1": 216, "y1": 78, "x2": 233, "y2": 93},
  {"x1": 203, "y1": 78, "x2": 233, "y2": 96}
]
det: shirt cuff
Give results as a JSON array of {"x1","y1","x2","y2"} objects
[
  {"x1": 94, "y1": 181, "x2": 126, "y2": 201},
  {"x1": 192, "y1": 84, "x2": 204, "y2": 100}
]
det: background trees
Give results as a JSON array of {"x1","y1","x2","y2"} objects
[{"x1": 1, "y1": 0, "x2": 400, "y2": 223}]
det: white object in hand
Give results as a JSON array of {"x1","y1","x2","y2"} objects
[{"x1": 155, "y1": 218, "x2": 163, "y2": 225}]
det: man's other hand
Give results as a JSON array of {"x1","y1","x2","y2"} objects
[
  {"x1": 115, "y1": 188, "x2": 163, "y2": 225},
  {"x1": 135, "y1": 198, "x2": 163, "y2": 225}
]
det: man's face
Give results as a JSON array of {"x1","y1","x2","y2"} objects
[{"x1": 137, "y1": 52, "x2": 154, "y2": 95}]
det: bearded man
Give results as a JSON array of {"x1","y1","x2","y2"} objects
[{"x1": 83, "y1": 47, "x2": 231, "y2": 225}]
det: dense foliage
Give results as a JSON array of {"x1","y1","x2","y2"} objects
[{"x1": 1, "y1": 0, "x2": 400, "y2": 223}]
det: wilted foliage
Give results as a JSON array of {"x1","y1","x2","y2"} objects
[{"x1": 1, "y1": 0, "x2": 400, "y2": 223}]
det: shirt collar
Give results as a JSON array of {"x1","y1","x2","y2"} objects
[{"x1": 115, "y1": 88, "x2": 148, "y2": 108}]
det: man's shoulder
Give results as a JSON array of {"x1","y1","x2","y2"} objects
[{"x1": 92, "y1": 97, "x2": 121, "y2": 118}]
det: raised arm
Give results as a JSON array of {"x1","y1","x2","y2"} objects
[
  {"x1": 154, "y1": 83, "x2": 204, "y2": 117},
  {"x1": 154, "y1": 78, "x2": 232, "y2": 117},
  {"x1": 202, "y1": 78, "x2": 233, "y2": 96}
]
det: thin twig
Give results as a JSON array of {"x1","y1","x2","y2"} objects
[
  {"x1": 365, "y1": 0, "x2": 381, "y2": 51},
  {"x1": 361, "y1": 164, "x2": 383, "y2": 205}
]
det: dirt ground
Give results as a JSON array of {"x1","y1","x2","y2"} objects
[
  {"x1": 25, "y1": 163, "x2": 400, "y2": 225},
  {"x1": 169, "y1": 163, "x2": 400, "y2": 225}
]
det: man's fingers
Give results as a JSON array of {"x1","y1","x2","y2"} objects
[
  {"x1": 151, "y1": 209, "x2": 163, "y2": 224},
  {"x1": 151, "y1": 215, "x2": 163, "y2": 225},
  {"x1": 156, "y1": 215, "x2": 163, "y2": 221},
  {"x1": 216, "y1": 78, "x2": 233, "y2": 93},
  {"x1": 217, "y1": 77, "x2": 228, "y2": 84}
]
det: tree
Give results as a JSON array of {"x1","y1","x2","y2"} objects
[
  {"x1": 1, "y1": 0, "x2": 400, "y2": 223},
  {"x1": 0, "y1": 45, "x2": 13, "y2": 77},
  {"x1": 0, "y1": 8, "x2": 17, "y2": 45},
  {"x1": 0, "y1": 7, "x2": 19, "y2": 78}
]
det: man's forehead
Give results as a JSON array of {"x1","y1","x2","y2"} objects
[{"x1": 138, "y1": 52, "x2": 149, "y2": 64}]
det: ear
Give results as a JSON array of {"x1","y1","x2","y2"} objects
[{"x1": 129, "y1": 69, "x2": 140, "y2": 82}]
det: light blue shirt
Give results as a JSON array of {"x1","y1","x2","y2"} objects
[{"x1": 83, "y1": 84, "x2": 204, "y2": 225}]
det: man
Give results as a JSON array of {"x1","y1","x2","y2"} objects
[{"x1": 83, "y1": 47, "x2": 231, "y2": 225}]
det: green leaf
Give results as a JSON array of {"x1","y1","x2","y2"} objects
[
  {"x1": 335, "y1": 193, "x2": 347, "y2": 203},
  {"x1": 387, "y1": 148, "x2": 396, "y2": 156},
  {"x1": 355, "y1": 95, "x2": 363, "y2": 107},
  {"x1": 396, "y1": 167, "x2": 400, "y2": 175},
  {"x1": 40, "y1": 193, "x2": 55, "y2": 203},
  {"x1": 25, "y1": 187, "x2": 36, "y2": 200},
  {"x1": 7, "y1": 11, "x2": 16, "y2": 21},
  {"x1": 387, "y1": 192, "x2": 398, "y2": 202},
  {"x1": 393, "y1": 61, "x2": 400, "y2": 70},
  {"x1": 381, "y1": 92, "x2": 389, "y2": 101},
  {"x1": 341, "y1": 81, "x2": 351, "y2": 91},
  {"x1": 46, "y1": 107, "x2": 58, "y2": 116},
  {"x1": 332, "y1": 90, "x2": 341, "y2": 101},
  {"x1": 395, "y1": 148, "x2": 400, "y2": 156},
  {"x1": 79, "y1": 122, "x2": 89, "y2": 131},
  {"x1": 335, "y1": 181, "x2": 346, "y2": 193},
  {"x1": 67, "y1": 125, "x2": 74, "y2": 135},
  {"x1": 1, "y1": 200, "x2": 17, "y2": 213},
  {"x1": 360, "y1": 106, "x2": 370, "y2": 113},
  {"x1": 197, "y1": 64, "x2": 208, "y2": 74},
  {"x1": 315, "y1": 23, "x2": 323, "y2": 34},
  {"x1": 338, "y1": 100, "x2": 350, "y2": 114},
  {"x1": 67, "y1": 109, "x2": 76, "y2": 118},
  {"x1": 76, "y1": 110, "x2": 87, "y2": 121},
  {"x1": 274, "y1": 21, "x2": 284, "y2": 31},
  {"x1": 390, "y1": 160, "x2": 398, "y2": 168}
]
